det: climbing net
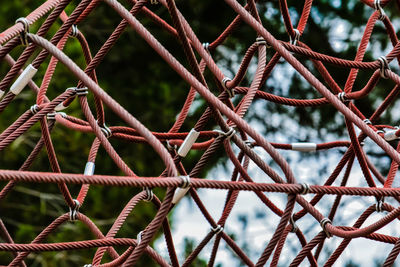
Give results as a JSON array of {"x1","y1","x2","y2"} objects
[{"x1": 1, "y1": 0, "x2": 400, "y2": 266}]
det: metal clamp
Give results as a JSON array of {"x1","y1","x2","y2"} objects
[
  {"x1": 30, "y1": 104, "x2": 39, "y2": 115},
  {"x1": 374, "y1": 0, "x2": 386, "y2": 20},
  {"x1": 100, "y1": 123, "x2": 112, "y2": 138},
  {"x1": 75, "y1": 87, "x2": 88, "y2": 96},
  {"x1": 337, "y1": 92, "x2": 349, "y2": 103},
  {"x1": 214, "y1": 127, "x2": 236, "y2": 140},
  {"x1": 70, "y1": 25, "x2": 79, "y2": 38},
  {"x1": 320, "y1": 218, "x2": 332, "y2": 238},
  {"x1": 256, "y1": 36, "x2": 269, "y2": 47},
  {"x1": 363, "y1": 119, "x2": 372, "y2": 125},
  {"x1": 203, "y1": 42, "x2": 210, "y2": 52},
  {"x1": 144, "y1": 187, "x2": 154, "y2": 202},
  {"x1": 166, "y1": 140, "x2": 177, "y2": 152},
  {"x1": 290, "y1": 29, "x2": 300, "y2": 45},
  {"x1": 376, "y1": 197, "x2": 384, "y2": 212},
  {"x1": 221, "y1": 77, "x2": 234, "y2": 98},
  {"x1": 46, "y1": 112, "x2": 56, "y2": 120},
  {"x1": 300, "y1": 183, "x2": 310, "y2": 195},
  {"x1": 211, "y1": 225, "x2": 224, "y2": 235},
  {"x1": 69, "y1": 199, "x2": 80, "y2": 221},
  {"x1": 137, "y1": 231, "x2": 143, "y2": 244},
  {"x1": 244, "y1": 139, "x2": 254, "y2": 148},
  {"x1": 378, "y1": 56, "x2": 390, "y2": 79},
  {"x1": 289, "y1": 214, "x2": 298, "y2": 233},
  {"x1": 15, "y1": 17, "x2": 30, "y2": 46}
]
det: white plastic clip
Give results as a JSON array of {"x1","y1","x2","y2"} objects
[
  {"x1": 374, "y1": 0, "x2": 386, "y2": 20},
  {"x1": 30, "y1": 104, "x2": 39, "y2": 114},
  {"x1": 384, "y1": 129, "x2": 399, "y2": 141},
  {"x1": 320, "y1": 218, "x2": 332, "y2": 238},
  {"x1": 83, "y1": 265, "x2": 93, "y2": 267},
  {"x1": 55, "y1": 102, "x2": 67, "y2": 111},
  {"x1": 84, "y1": 162, "x2": 95, "y2": 176},
  {"x1": 378, "y1": 56, "x2": 390, "y2": 79},
  {"x1": 291, "y1": 142, "x2": 317, "y2": 152},
  {"x1": 0, "y1": 90, "x2": 4, "y2": 100},
  {"x1": 10, "y1": 64, "x2": 37, "y2": 95},
  {"x1": 221, "y1": 77, "x2": 234, "y2": 98},
  {"x1": 172, "y1": 175, "x2": 191, "y2": 204},
  {"x1": 177, "y1": 128, "x2": 200, "y2": 157},
  {"x1": 69, "y1": 199, "x2": 80, "y2": 221}
]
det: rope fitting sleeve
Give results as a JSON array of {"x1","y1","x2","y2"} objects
[
  {"x1": 172, "y1": 175, "x2": 191, "y2": 204},
  {"x1": 384, "y1": 130, "x2": 399, "y2": 141},
  {"x1": 10, "y1": 64, "x2": 37, "y2": 95},
  {"x1": 177, "y1": 128, "x2": 200, "y2": 157},
  {"x1": 84, "y1": 162, "x2": 95, "y2": 176},
  {"x1": 291, "y1": 142, "x2": 317, "y2": 152}
]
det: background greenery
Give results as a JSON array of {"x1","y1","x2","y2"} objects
[{"x1": 0, "y1": 0, "x2": 399, "y2": 266}]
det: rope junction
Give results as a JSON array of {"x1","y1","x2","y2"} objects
[{"x1": 0, "y1": 0, "x2": 400, "y2": 266}]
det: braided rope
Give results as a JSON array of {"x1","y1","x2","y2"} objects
[{"x1": 1, "y1": 0, "x2": 400, "y2": 265}]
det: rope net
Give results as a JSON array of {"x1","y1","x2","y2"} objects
[{"x1": 1, "y1": 0, "x2": 400, "y2": 266}]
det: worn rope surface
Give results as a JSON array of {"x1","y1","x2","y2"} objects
[{"x1": 1, "y1": 0, "x2": 400, "y2": 265}]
